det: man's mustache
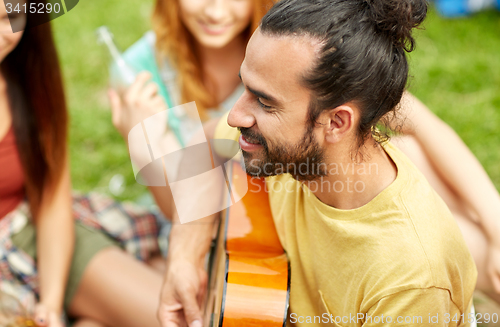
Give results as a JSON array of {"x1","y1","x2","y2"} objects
[{"x1": 238, "y1": 127, "x2": 268, "y2": 149}]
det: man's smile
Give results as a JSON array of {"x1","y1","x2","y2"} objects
[{"x1": 239, "y1": 134, "x2": 263, "y2": 152}]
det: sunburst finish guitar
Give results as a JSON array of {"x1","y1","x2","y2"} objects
[{"x1": 204, "y1": 161, "x2": 290, "y2": 327}]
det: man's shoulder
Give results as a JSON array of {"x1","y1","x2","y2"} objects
[{"x1": 385, "y1": 142, "x2": 472, "y2": 268}]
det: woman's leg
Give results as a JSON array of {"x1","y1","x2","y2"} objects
[
  {"x1": 392, "y1": 136, "x2": 500, "y2": 304},
  {"x1": 147, "y1": 255, "x2": 167, "y2": 274},
  {"x1": 72, "y1": 319, "x2": 107, "y2": 327},
  {"x1": 67, "y1": 247, "x2": 163, "y2": 327},
  {"x1": 453, "y1": 212, "x2": 500, "y2": 304}
]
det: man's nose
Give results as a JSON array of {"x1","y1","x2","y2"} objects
[{"x1": 228, "y1": 92, "x2": 256, "y2": 129}]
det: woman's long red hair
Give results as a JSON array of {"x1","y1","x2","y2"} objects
[
  {"x1": 1, "y1": 6, "x2": 68, "y2": 219},
  {"x1": 152, "y1": 0, "x2": 276, "y2": 119}
]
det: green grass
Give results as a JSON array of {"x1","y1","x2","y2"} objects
[
  {"x1": 52, "y1": 0, "x2": 155, "y2": 200},
  {"x1": 51, "y1": 3, "x2": 500, "y2": 200},
  {"x1": 408, "y1": 8, "x2": 500, "y2": 190}
]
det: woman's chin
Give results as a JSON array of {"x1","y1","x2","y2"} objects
[{"x1": 192, "y1": 29, "x2": 245, "y2": 50}]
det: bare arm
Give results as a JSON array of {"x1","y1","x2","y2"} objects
[
  {"x1": 399, "y1": 92, "x2": 500, "y2": 246},
  {"x1": 36, "y1": 157, "x2": 74, "y2": 325},
  {"x1": 109, "y1": 76, "x2": 221, "y2": 220},
  {"x1": 108, "y1": 77, "x2": 228, "y2": 325},
  {"x1": 158, "y1": 118, "x2": 224, "y2": 327},
  {"x1": 148, "y1": 183, "x2": 175, "y2": 220},
  {"x1": 109, "y1": 73, "x2": 177, "y2": 219}
]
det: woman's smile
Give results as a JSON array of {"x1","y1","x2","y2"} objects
[{"x1": 198, "y1": 20, "x2": 234, "y2": 36}]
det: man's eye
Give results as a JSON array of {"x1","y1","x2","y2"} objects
[{"x1": 257, "y1": 98, "x2": 272, "y2": 110}]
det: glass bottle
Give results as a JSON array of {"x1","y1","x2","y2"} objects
[{"x1": 96, "y1": 26, "x2": 137, "y2": 93}]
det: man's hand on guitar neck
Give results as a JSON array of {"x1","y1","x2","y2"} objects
[
  {"x1": 158, "y1": 253, "x2": 207, "y2": 327},
  {"x1": 157, "y1": 117, "x2": 224, "y2": 327},
  {"x1": 158, "y1": 214, "x2": 215, "y2": 327}
]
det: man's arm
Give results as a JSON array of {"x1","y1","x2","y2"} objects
[
  {"x1": 158, "y1": 117, "x2": 226, "y2": 327},
  {"x1": 158, "y1": 213, "x2": 217, "y2": 327}
]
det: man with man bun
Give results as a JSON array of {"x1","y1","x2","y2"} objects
[{"x1": 158, "y1": 0, "x2": 477, "y2": 326}]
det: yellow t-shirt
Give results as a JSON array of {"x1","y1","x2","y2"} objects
[{"x1": 215, "y1": 114, "x2": 477, "y2": 326}]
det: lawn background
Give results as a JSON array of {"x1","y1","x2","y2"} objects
[{"x1": 50, "y1": 1, "x2": 500, "y2": 201}]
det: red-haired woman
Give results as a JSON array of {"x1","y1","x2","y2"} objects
[
  {"x1": 0, "y1": 2, "x2": 168, "y2": 327},
  {"x1": 109, "y1": 0, "x2": 277, "y2": 221}
]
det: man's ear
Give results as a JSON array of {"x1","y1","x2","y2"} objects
[{"x1": 322, "y1": 105, "x2": 355, "y2": 144}]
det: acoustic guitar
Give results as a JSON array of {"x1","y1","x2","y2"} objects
[{"x1": 203, "y1": 161, "x2": 290, "y2": 327}]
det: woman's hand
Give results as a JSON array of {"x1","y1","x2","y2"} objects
[
  {"x1": 34, "y1": 303, "x2": 65, "y2": 327},
  {"x1": 108, "y1": 72, "x2": 168, "y2": 140},
  {"x1": 487, "y1": 242, "x2": 500, "y2": 294}
]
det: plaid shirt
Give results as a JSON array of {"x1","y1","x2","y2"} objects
[{"x1": 0, "y1": 192, "x2": 168, "y2": 321}]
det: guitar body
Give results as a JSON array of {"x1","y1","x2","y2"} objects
[{"x1": 204, "y1": 161, "x2": 290, "y2": 327}]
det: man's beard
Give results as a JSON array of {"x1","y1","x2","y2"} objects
[{"x1": 238, "y1": 125, "x2": 328, "y2": 181}]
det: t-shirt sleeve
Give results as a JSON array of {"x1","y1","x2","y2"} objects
[
  {"x1": 364, "y1": 288, "x2": 469, "y2": 327},
  {"x1": 213, "y1": 112, "x2": 241, "y2": 159}
]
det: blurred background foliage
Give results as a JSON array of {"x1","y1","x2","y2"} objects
[{"x1": 50, "y1": 1, "x2": 500, "y2": 201}]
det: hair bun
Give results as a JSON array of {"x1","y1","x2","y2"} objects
[{"x1": 365, "y1": 0, "x2": 427, "y2": 52}]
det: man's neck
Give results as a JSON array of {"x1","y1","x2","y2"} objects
[{"x1": 304, "y1": 138, "x2": 398, "y2": 210}]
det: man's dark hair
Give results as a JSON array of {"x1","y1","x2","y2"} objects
[{"x1": 261, "y1": 0, "x2": 427, "y2": 150}]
